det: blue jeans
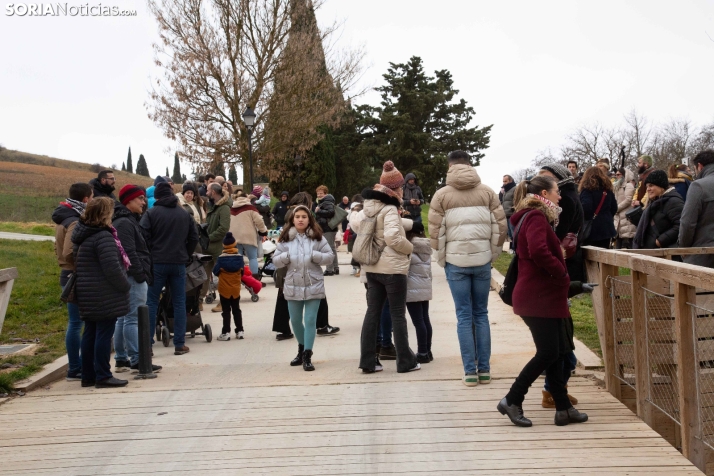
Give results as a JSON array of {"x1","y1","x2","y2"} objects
[
  {"x1": 445, "y1": 262, "x2": 492, "y2": 375},
  {"x1": 60, "y1": 273, "x2": 83, "y2": 376},
  {"x1": 147, "y1": 263, "x2": 187, "y2": 349},
  {"x1": 238, "y1": 244, "x2": 258, "y2": 274},
  {"x1": 544, "y1": 351, "x2": 577, "y2": 392},
  {"x1": 114, "y1": 277, "x2": 148, "y2": 366},
  {"x1": 81, "y1": 318, "x2": 117, "y2": 382},
  {"x1": 287, "y1": 299, "x2": 320, "y2": 350},
  {"x1": 507, "y1": 219, "x2": 514, "y2": 250}
]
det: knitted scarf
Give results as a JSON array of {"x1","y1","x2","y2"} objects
[
  {"x1": 525, "y1": 193, "x2": 562, "y2": 227},
  {"x1": 110, "y1": 225, "x2": 132, "y2": 270},
  {"x1": 65, "y1": 198, "x2": 87, "y2": 216}
]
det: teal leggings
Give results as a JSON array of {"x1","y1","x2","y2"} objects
[{"x1": 287, "y1": 299, "x2": 321, "y2": 350}]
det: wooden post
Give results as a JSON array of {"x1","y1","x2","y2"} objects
[
  {"x1": 599, "y1": 263, "x2": 620, "y2": 400},
  {"x1": 0, "y1": 268, "x2": 18, "y2": 336},
  {"x1": 674, "y1": 282, "x2": 706, "y2": 471},
  {"x1": 632, "y1": 270, "x2": 652, "y2": 425}
]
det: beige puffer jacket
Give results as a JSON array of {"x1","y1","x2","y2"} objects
[
  {"x1": 614, "y1": 169, "x2": 637, "y2": 239},
  {"x1": 428, "y1": 164, "x2": 507, "y2": 267},
  {"x1": 350, "y1": 188, "x2": 413, "y2": 275},
  {"x1": 229, "y1": 195, "x2": 268, "y2": 247}
]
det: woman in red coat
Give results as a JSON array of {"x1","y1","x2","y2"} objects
[{"x1": 497, "y1": 175, "x2": 589, "y2": 428}]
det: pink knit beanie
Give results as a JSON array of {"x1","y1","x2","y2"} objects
[{"x1": 379, "y1": 161, "x2": 404, "y2": 190}]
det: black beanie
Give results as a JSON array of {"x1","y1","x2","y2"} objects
[
  {"x1": 154, "y1": 182, "x2": 173, "y2": 200},
  {"x1": 643, "y1": 169, "x2": 668, "y2": 190},
  {"x1": 182, "y1": 183, "x2": 195, "y2": 194}
]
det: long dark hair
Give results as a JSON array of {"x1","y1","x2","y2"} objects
[
  {"x1": 579, "y1": 166, "x2": 613, "y2": 192},
  {"x1": 513, "y1": 175, "x2": 557, "y2": 208},
  {"x1": 278, "y1": 205, "x2": 323, "y2": 242}
]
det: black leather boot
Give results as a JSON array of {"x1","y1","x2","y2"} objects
[
  {"x1": 497, "y1": 397, "x2": 532, "y2": 427},
  {"x1": 303, "y1": 349, "x2": 315, "y2": 371},
  {"x1": 290, "y1": 344, "x2": 304, "y2": 366},
  {"x1": 554, "y1": 407, "x2": 588, "y2": 426}
]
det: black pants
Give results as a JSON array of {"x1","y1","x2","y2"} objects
[
  {"x1": 273, "y1": 291, "x2": 329, "y2": 333},
  {"x1": 506, "y1": 317, "x2": 573, "y2": 411},
  {"x1": 615, "y1": 237, "x2": 632, "y2": 249},
  {"x1": 220, "y1": 295, "x2": 243, "y2": 334},
  {"x1": 406, "y1": 301, "x2": 432, "y2": 354},
  {"x1": 359, "y1": 273, "x2": 416, "y2": 372}
]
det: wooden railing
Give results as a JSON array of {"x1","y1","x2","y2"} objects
[
  {"x1": 0, "y1": 268, "x2": 18, "y2": 335},
  {"x1": 584, "y1": 247, "x2": 714, "y2": 474}
]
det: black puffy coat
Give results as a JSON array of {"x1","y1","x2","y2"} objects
[
  {"x1": 313, "y1": 194, "x2": 337, "y2": 232},
  {"x1": 71, "y1": 221, "x2": 130, "y2": 321},
  {"x1": 634, "y1": 189, "x2": 684, "y2": 249},
  {"x1": 580, "y1": 188, "x2": 618, "y2": 243},
  {"x1": 113, "y1": 204, "x2": 152, "y2": 284}
]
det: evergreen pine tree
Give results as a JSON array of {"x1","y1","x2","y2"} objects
[
  {"x1": 228, "y1": 164, "x2": 238, "y2": 184},
  {"x1": 136, "y1": 154, "x2": 150, "y2": 177},
  {"x1": 171, "y1": 152, "x2": 183, "y2": 183},
  {"x1": 126, "y1": 147, "x2": 133, "y2": 174},
  {"x1": 121, "y1": 162, "x2": 126, "y2": 172}
]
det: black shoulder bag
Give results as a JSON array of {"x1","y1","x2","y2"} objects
[
  {"x1": 60, "y1": 272, "x2": 78, "y2": 304},
  {"x1": 498, "y1": 211, "x2": 531, "y2": 306}
]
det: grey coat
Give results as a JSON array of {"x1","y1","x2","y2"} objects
[
  {"x1": 406, "y1": 237, "x2": 433, "y2": 303},
  {"x1": 273, "y1": 227, "x2": 334, "y2": 301},
  {"x1": 679, "y1": 163, "x2": 714, "y2": 268}
]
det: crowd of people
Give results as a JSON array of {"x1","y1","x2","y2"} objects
[{"x1": 50, "y1": 148, "x2": 714, "y2": 427}]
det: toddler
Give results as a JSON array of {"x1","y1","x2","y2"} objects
[{"x1": 213, "y1": 232, "x2": 245, "y2": 341}]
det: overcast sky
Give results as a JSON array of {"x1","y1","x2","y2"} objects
[{"x1": 2, "y1": 0, "x2": 713, "y2": 192}]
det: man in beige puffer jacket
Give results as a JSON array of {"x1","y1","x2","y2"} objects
[{"x1": 429, "y1": 150, "x2": 507, "y2": 386}]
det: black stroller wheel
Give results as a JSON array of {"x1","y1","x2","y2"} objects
[
  {"x1": 204, "y1": 324, "x2": 212, "y2": 342},
  {"x1": 161, "y1": 327, "x2": 170, "y2": 347},
  {"x1": 205, "y1": 294, "x2": 214, "y2": 304},
  {"x1": 251, "y1": 294, "x2": 259, "y2": 302},
  {"x1": 155, "y1": 325, "x2": 162, "y2": 343}
]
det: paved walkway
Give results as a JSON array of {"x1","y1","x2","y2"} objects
[
  {"x1": 0, "y1": 252, "x2": 701, "y2": 475},
  {"x1": 0, "y1": 231, "x2": 54, "y2": 242}
]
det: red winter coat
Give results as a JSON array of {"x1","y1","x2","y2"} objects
[{"x1": 510, "y1": 201, "x2": 570, "y2": 319}]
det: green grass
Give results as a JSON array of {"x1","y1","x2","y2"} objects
[
  {"x1": 0, "y1": 239, "x2": 66, "y2": 393},
  {"x1": 0, "y1": 194, "x2": 63, "y2": 222},
  {"x1": 0, "y1": 221, "x2": 54, "y2": 236},
  {"x1": 492, "y1": 253, "x2": 601, "y2": 357},
  {"x1": 421, "y1": 204, "x2": 429, "y2": 235}
]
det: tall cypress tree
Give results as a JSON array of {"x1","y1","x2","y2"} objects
[
  {"x1": 171, "y1": 152, "x2": 183, "y2": 183},
  {"x1": 228, "y1": 163, "x2": 238, "y2": 184},
  {"x1": 136, "y1": 154, "x2": 150, "y2": 177},
  {"x1": 165, "y1": 166, "x2": 169, "y2": 177},
  {"x1": 121, "y1": 162, "x2": 126, "y2": 171},
  {"x1": 126, "y1": 147, "x2": 133, "y2": 174}
]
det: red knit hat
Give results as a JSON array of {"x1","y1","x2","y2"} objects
[
  {"x1": 119, "y1": 184, "x2": 145, "y2": 206},
  {"x1": 379, "y1": 161, "x2": 404, "y2": 190}
]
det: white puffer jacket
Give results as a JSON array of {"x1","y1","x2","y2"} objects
[
  {"x1": 272, "y1": 227, "x2": 334, "y2": 301},
  {"x1": 350, "y1": 188, "x2": 413, "y2": 275},
  {"x1": 428, "y1": 164, "x2": 507, "y2": 267},
  {"x1": 614, "y1": 169, "x2": 637, "y2": 239},
  {"x1": 406, "y1": 237, "x2": 432, "y2": 302}
]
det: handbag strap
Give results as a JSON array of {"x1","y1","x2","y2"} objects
[
  {"x1": 512, "y1": 211, "x2": 532, "y2": 255},
  {"x1": 593, "y1": 191, "x2": 607, "y2": 218}
]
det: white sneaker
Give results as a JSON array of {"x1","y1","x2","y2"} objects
[
  {"x1": 217, "y1": 333, "x2": 231, "y2": 341},
  {"x1": 463, "y1": 374, "x2": 479, "y2": 387},
  {"x1": 406, "y1": 363, "x2": 421, "y2": 372},
  {"x1": 237, "y1": 331, "x2": 244, "y2": 340},
  {"x1": 350, "y1": 267, "x2": 356, "y2": 275}
]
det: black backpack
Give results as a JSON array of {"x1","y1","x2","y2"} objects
[{"x1": 498, "y1": 211, "x2": 531, "y2": 307}]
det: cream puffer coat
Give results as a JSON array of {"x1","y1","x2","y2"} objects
[
  {"x1": 272, "y1": 227, "x2": 334, "y2": 301},
  {"x1": 406, "y1": 237, "x2": 433, "y2": 302},
  {"x1": 428, "y1": 164, "x2": 507, "y2": 267},
  {"x1": 350, "y1": 188, "x2": 413, "y2": 276},
  {"x1": 614, "y1": 169, "x2": 637, "y2": 239}
]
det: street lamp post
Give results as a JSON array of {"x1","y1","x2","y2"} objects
[
  {"x1": 294, "y1": 154, "x2": 303, "y2": 192},
  {"x1": 242, "y1": 106, "x2": 256, "y2": 190}
]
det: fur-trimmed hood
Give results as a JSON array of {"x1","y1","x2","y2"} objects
[
  {"x1": 361, "y1": 188, "x2": 401, "y2": 218},
  {"x1": 514, "y1": 195, "x2": 560, "y2": 224},
  {"x1": 211, "y1": 190, "x2": 230, "y2": 208},
  {"x1": 283, "y1": 226, "x2": 318, "y2": 242}
]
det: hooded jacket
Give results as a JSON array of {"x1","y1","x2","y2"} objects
[
  {"x1": 52, "y1": 202, "x2": 82, "y2": 273},
  {"x1": 510, "y1": 197, "x2": 570, "y2": 319},
  {"x1": 351, "y1": 188, "x2": 414, "y2": 275},
  {"x1": 406, "y1": 237, "x2": 432, "y2": 303},
  {"x1": 428, "y1": 164, "x2": 507, "y2": 267},
  {"x1": 668, "y1": 173, "x2": 692, "y2": 201},
  {"x1": 402, "y1": 173, "x2": 425, "y2": 219},
  {"x1": 113, "y1": 203, "x2": 152, "y2": 284},
  {"x1": 272, "y1": 192, "x2": 290, "y2": 227},
  {"x1": 313, "y1": 194, "x2": 337, "y2": 232},
  {"x1": 634, "y1": 188, "x2": 684, "y2": 249},
  {"x1": 229, "y1": 195, "x2": 268, "y2": 247},
  {"x1": 71, "y1": 221, "x2": 130, "y2": 321},
  {"x1": 89, "y1": 178, "x2": 117, "y2": 201},
  {"x1": 204, "y1": 190, "x2": 231, "y2": 258},
  {"x1": 272, "y1": 227, "x2": 334, "y2": 301},
  {"x1": 680, "y1": 163, "x2": 714, "y2": 268},
  {"x1": 614, "y1": 169, "x2": 637, "y2": 239},
  {"x1": 139, "y1": 194, "x2": 199, "y2": 264}
]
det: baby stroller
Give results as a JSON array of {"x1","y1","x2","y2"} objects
[
  {"x1": 257, "y1": 239, "x2": 277, "y2": 282},
  {"x1": 156, "y1": 253, "x2": 213, "y2": 346}
]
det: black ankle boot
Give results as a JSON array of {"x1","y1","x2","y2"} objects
[
  {"x1": 290, "y1": 344, "x2": 304, "y2": 366},
  {"x1": 554, "y1": 407, "x2": 588, "y2": 426},
  {"x1": 497, "y1": 397, "x2": 532, "y2": 427},
  {"x1": 303, "y1": 349, "x2": 315, "y2": 371}
]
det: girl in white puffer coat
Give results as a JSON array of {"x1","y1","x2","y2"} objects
[{"x1": 405, "y1": 222, "x2": 433, "y2": 364}]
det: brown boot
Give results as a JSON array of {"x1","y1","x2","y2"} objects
[
  {"x1": 211, "y1": 304, "x2": 222, "y2": 313},
  {"x1": 541, "y1": 390, "x2": 555, "y2": 408}
]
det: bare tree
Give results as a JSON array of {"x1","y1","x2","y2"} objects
[
  {"x1": 146, "y1": 0, "x2": 364, "y2": 187},
  {"x1": 623, "y1": 108, "x2": 652, "y2": 158},
  {"x1": 649, "y1": 118, "x2": 694, "y2": 168},
  {"x1": 511, "y1": 167, "x2": 536, "y2": 183}
]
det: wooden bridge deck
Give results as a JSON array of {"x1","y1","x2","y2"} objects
[{"x1": 0, "y1": 377, "x2": 701, "y2": 475}]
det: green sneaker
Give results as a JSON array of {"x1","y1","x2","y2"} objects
[
  {"x1": 478, "y1": 372, "x2": 491, "y2": 384},
  {"x1": 463, "y1": 374, "x2": 479, "y2": 387}
]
